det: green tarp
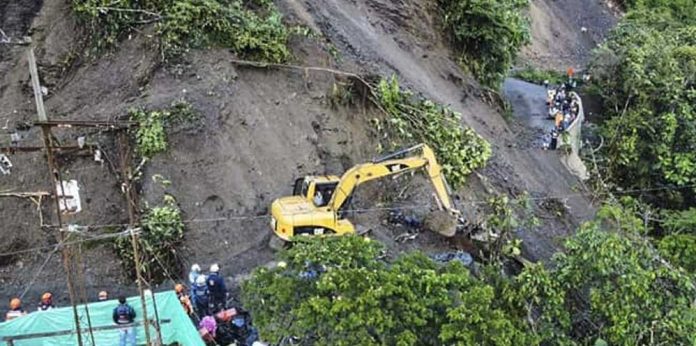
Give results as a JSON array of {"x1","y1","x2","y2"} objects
[{"x1": 0, "y1": 291, "x2": 204, "y2": 346}]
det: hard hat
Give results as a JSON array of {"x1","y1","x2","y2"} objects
[
  {"x1": 175, "y1": 284, "x2": 184, "y2": 293},
  {"x1": 191, "y1": 263, "x2": 201, "y2": 272},
  {"x1": 196, "y1": 275, "x2": 206, "y2": 285},
  {"x1": 210, "y1": 263, "x2": 220, "y2": 273},
  {"x1": 41, "y1": 292, "x2": 52, "y2": 301},
  {"x1": 98, "y1": 291, "x2": 108, "y2": 300},
  {"x1": 10, "y1": 298, "x2": 21, "y2": 309}
]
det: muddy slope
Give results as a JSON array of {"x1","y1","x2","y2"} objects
[{"x1": 0, "y1": 0, "x2": 605, "y2": 305}]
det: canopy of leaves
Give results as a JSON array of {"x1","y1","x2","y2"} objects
[
  {"x1": 372, "y1": 76, "x2": 491, "y2": 188},
  {"x1": 243, "y1": 203, "x2": 696, "y2": 345},
  {"x1": 72, "y1": 0, "x2": 289, "y2": 62},
  {"x1": 616, "y1": 0, "x2": 696, "y2": 24},
  {"x1": 114, "y1": 196, "x2": 185, "y2": 283},
  {"x1": 589, "y1": 15, "x2": 696, "y2": 207},
  {"x1": 439, "y1": 0, "x2": 530, "y2": 87},
  {"x1": 242, "y1": 236, "x2": 532, "y2": 346}
]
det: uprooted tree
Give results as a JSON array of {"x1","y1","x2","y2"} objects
[{"x1": 72, "y1": 0, "x2": 290, "y2": 62}]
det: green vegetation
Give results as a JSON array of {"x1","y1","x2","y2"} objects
[
  {"x1": 114, "y1": 195, "x2": 185, "y2": 282},
  {"x1": 242, "y1": 236, "x2": 533, "y2": 345},
  {"x1": 129, "y1": 100, "x2": 198, "y2": 158},
  {"x1": 439, "y1": 0, "x2": 530, "y2": 87},
  {"x1": 588, "y1": 0, "x2": 696, "y2": 274},
  {"x1": 72, "y1": 0, "x2": 289, "y2": 62},
  {"x1": 512, "y1": 66, "x2": 567, "y2": 86},
  {"x1": 372, "y1": 76, "x2": 491, "y2": 188},
  {"x1": 242, "y1": 203, "x2": 696, "y2": 345}
]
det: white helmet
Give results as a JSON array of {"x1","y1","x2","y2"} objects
[
  {"x1": 210, "y1": 263, "x2": 220, "y2": 273},
  {"x1": 196, "y1": 275, "x2": 206, "y2": 285},
  {"x1": 191, "y1": 263, "x2": 201, "y2": 272}
]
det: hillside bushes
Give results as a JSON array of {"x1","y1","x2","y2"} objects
[
  {"x1": 72, "y1": 0, "x2": 289, "y2": 61},
  {"x1": 439, "y1": 0, "x2": 530, "y2": 87},
  {"x1": 114, "y1": 196, "x2": 185, "y2": 283},
  {"x1": 371, "y1": 76, "x2": 491, "y2": 188}
]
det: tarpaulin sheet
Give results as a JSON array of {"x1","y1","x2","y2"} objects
[{"x1": 0, "y1": 291, "x2": 204, "y2": 346}]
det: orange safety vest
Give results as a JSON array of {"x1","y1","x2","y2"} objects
[
  {"x1": 555, "y1": 112, "x2": 564, "y2": 127},
  {"x1": 179, "y1": 295, "x2": 193, "y2": 315}
]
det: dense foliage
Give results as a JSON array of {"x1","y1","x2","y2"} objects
[
  {"x1": 372, "y1": 76, "x2": 491, "y2": 188},
  {"x1": 242, "y1": 236, "x2": 531, "y2": 345},
  {"x1": 72, "y1": 0, "x2": 289, "y2": 61},
  {"x1": 114, "y1": 196, "x2": 185, "y2": 282},
  {"x1": 589, "y1": 13, "x2": 696, "y2": 207},
  {"x1": 243, "y1": 203, "x2": 696, "y2": 345},
  {"x1": 439, "y1": 0, "x2": 530, "y2": 87},
  {"x1": 129, "y1": 100, "x2": 197, "y2": 158}
]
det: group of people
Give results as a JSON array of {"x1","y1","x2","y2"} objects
[
  {"x1": 174, "y1": 263, "x2": 262, "y2": 345},
  {"x1": 543, "y1": 70, "x2": 582, "y2": 150},
  {"x1": 5, "y1": 290, "x2": 112, "y2": 322}
]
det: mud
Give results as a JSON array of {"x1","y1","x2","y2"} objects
[{"x1": 0, "y1": 0, "x2": 607, "y2": 306}]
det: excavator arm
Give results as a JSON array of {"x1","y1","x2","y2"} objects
[{"x1": 328, "y1": 144, "x2": 458, "y2": 215}]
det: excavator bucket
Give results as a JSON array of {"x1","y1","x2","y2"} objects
[{"x1": 423, "y1": 210, "x2": 459, "y2": 237}]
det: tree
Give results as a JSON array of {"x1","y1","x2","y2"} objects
[
  {"x1": 242, "y1": 236, "x2": 532, "y2": 346},
  {"x1": 439, "y1": 0, "x2": 530, "y2": 87},
  {"x1": 589, "y1": 15, "x2": 696, "y2": 208}
]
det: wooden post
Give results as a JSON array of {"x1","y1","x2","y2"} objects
[
  {"x1": 28, "y1": 48, "x2": 84, "y2": 346},
  {"x1": 118, "y1": 131, "x2": 153, "y2": 345}
]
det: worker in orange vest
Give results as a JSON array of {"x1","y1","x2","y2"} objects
[
  {"x1": 175, "y1": 283, "x2": 194, "y2": 316},
  {"x1": 6, "y1": 298, "x2": 27, "y2": 321}
]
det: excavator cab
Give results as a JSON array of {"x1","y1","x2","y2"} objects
[
  {"x1": 270, "y1": 144, "x2": 460, "y2": 243},
  {"x1": 292, "y1": 176, "x2": 340, "y2": 207}
]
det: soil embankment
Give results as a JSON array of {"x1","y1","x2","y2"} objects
[{"x1": 0, "y1": 0, "x2": 616, "y2": 304}]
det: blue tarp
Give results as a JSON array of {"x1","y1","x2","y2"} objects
[{"x1": 0, "y1": 291, "x2": 204, "y2": 346}]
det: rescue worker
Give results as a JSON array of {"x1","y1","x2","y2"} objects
[
  {"x1": 113, "y1": 295, "x2": 137, "y2": 346},
  {"x1": 207, "y1": 263, "x2": 228, "y2": 313},
  {"x1": 5, "y1": 298, "x2": 27, "y2": 321},
  {"x1": 189, "y1": 263, "x2": 202, "y2": 287},
  {"x1": 175, "y1": 283, "x2": 194, "y2": 316},
  {"x1": 98, "y1": 290, "x2": 109, "y2": 301},
  {"x1": 37, "y1": 292, "x2": 54, "y2": 311},
  {"x1": 555, "y1": 110, "x2": 564, "y2": 130},
  {"x1": 191, "y1": 275, "x2": 210, "y2": 317}
]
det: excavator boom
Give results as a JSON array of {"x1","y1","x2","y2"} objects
[{"x1": 330, "y1": 144, "x2": 457, "y2": 214}]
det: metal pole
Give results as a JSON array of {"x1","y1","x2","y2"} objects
[
  {"x1": 129, "y1": 228, "x2": 153, "y2": 345},
  {"x1": 29, "y1": 48, "x2": 84, "y2": 346}
]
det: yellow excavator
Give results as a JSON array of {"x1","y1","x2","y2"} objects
[{"x1": 269, "y1": 144, "x2": 460, "y2": 243}]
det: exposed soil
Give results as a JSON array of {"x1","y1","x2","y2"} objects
[{"x1": 0, "y1": 0, "x2": 610, "y2": 307}]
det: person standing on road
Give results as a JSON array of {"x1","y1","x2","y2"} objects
[
  {"x1": 37, "y1": 292, "x2": 54, "y2": 311},
  {"x1": 207, "y1": 263, "x2": 228, "y2": 313},
  {"x1": 5, "y1": 298, "x2": 27, "y2": 321},
  {"x1": 113, "y1": 295, "x2": 137, "y2": 346}
]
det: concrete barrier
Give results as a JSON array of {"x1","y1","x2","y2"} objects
[{"x1": 559, "y1": 91, "x2": 588, "y2": 180}]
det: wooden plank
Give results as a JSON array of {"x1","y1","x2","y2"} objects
[
  {"x1": 2, "y1": 319, "x2": 171, "y2": 341},
  {"x1": 34, "y1": 120, "x2": 138, "y2": 129},
  {"x1": 27, "y1": 49, "x2": 47, "y2": 122}
]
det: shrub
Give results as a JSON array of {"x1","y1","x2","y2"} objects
[
  {"x1": 115, "y1": 196, "x2": 185, "y2": 283},
  {"x1": 372, "y1": 76, "x2": 491, "y2": 188},
  {"x1": 129, "y1": 109, "x2": 168, "y2": 158},
  {"x1": 439, "y1": 0, "x2": 530, "y2": 87}
]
